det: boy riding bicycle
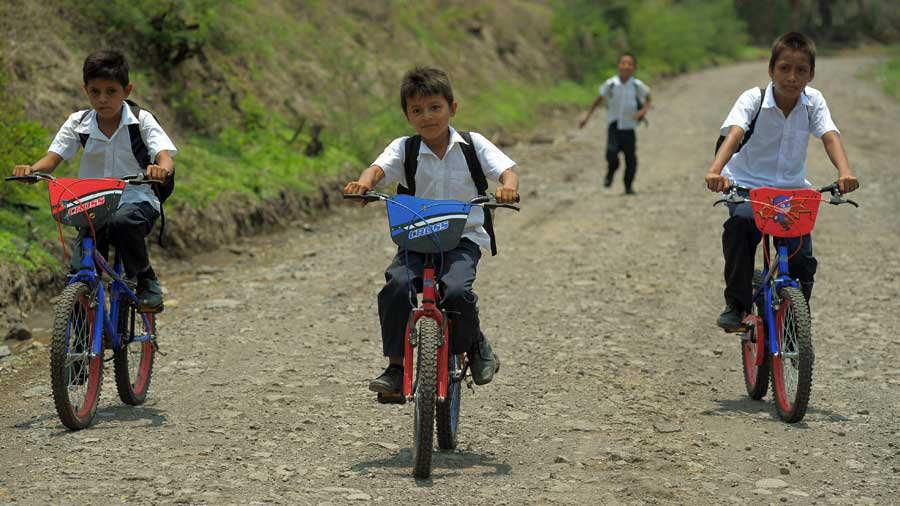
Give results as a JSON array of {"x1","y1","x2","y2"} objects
[
  {"x1": 705, "y1": 32, "x2": 859, "y2": 332},
  {"x1": 343, "y1": 67, "x2": 519, "y2": 394},
  {"x1": 11, "y1": 50, "x2": 176, "y2": 312}
]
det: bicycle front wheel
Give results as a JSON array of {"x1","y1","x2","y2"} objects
[
  {"x1": 412, "y1": 318, "x2": 439, "y2": 479},
  {"x1": 771, "y1": 286, "x2": 814, "y2": 423},
  {"x1": 741, "y1": 270, "x2": 770, "y2": 399},
  {"x1": 50, "y1": 282, "x2": 103, "y2": 430},
  {"x1": 113, "y1": 301, "x2": 156, "y2": 405},
  {"x1": 436, "y1": 353, "x2": 462, "y2": 450}
]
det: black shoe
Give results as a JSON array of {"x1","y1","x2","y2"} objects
[
  {"x1": 603, "y1": 176, "x2": 613, "y2": 188},
  {"x1": 468, "y1": 336, "x2": 500, "y2": 386},
  {"x1": 369, "y1": 365, "x2": 403, "y2": 394},
  {"x1": 137, "y1": 277, "x2": 164, "y2": 313},
  {"x1": 624, "y1": 187, "x2": 636, "y2": 195},
  {"x1": 717, "y1": 304, "x2": 745, "y2": 333}
]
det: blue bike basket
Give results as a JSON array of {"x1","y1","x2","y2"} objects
[{"x1": 385, "y1": 194, "x2": 472, "y2": 253}]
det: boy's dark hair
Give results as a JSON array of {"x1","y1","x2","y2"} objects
[
  {"x1": 619, "y1": 52, "x2": 637, "y2": 65},
  {"x1": 400, "y1": 67, "x2": 454, "y2": 114},
  {"x1": 83, "y1": 50, "x2": 129, "y2": 87},
  {"x1": 769, "y1": 32, "x2": 816, "y2": 72}
]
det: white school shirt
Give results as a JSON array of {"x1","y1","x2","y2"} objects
[
  {"x1": 373, "y1": 126, "x2": 515, "y2": 251},
  {"x1": 599, "y1": 76, "x2": 651, "y2": 130},
  {"x1": 49, "y1": 102, "x2": 177, "y2": 212},
  {"x1": 720, "y1": 82, "x2": 838, "y2": 189}
]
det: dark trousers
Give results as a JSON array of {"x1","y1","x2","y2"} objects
[
  {"x1": 71, "y1": 202, "x2": 159, "y2": 278},
  {"x1": 606, "y1": 121, "x2": 637, "y2": 190},
  {"x1": 378, "y1": 239, "x2": 483, "y2": 358},
  {"x1": 723, "y1": 201, "x2": 817, "y2": 311}
]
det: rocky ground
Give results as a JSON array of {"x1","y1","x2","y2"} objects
[{"x1": 1, "y1": 56, "x2": 898, "y2": 505}]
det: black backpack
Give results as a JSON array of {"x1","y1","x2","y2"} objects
[
  {"x1": 78, "y1": 99, "x2": 174, "y2": 246},
  {"x1": 714, "y1": 87, "x2": 765, "y2": 155},
  {"x1": 397, "y1": 131, "x2": 500, "y2": 256}
]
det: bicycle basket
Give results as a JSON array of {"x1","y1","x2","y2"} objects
[
  {"x1": 386, "y1": 194, "x2": 472, "y2": 253},
  {"x1": 49, "y1": 178, "x2": 126, "y2": 229},
  {"x1": 749, "y1": 187, "x2": 822, "y2": 238}
]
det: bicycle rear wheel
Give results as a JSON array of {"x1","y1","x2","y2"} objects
[
  {"x1": 113, "y1": 300, "x2": 156, "y2": 405},
  {"x1": 741, "y1": 270, "x2": 771, "y2": 399},
  {"x1": 412, "y1": 318, "x2": 439, "y2": 479},
  {"x1": 50, "y1": 282, "x2": 103, "y2": 430},
  {"x1": 436, "y1": 353, "x2": 462, "y2": 450},
  {"x1": 771, "y1": 286, "x2": 814, "y2": 422}
]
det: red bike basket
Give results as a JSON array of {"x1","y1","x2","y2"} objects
[
  {"x1": 749, "y1": 187, "x2": 822, "y2": 238},
  {"x1": 49, "y1": 178, "x2": 126, "y2": 229}
]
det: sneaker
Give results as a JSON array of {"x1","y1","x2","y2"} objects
[
  {"x1": 468, "y1": 336, "x2": 500, "y2": 385},
  {"x1": 603, "y1": 176, "x2": 613, "y2": 188},
  {"x1": 717, "y1": 304, "x2": 745, "y2": 333},
  {"x1": 369, "y1": 365, "x2": 403, "y2": 394},
  {"x1": 624, "y1": 187, "x2": 636, "y2": 195},
  {"x1": 137, "y1": 277, "x2": 164, "y2": 313}
]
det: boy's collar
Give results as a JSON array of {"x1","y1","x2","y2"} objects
[
  {"x1": 74, "y1": 102, "x2": 138, "y2": 137},
  {"x1": 417, "y1": 126, "x2": 466, "y2": 156}
]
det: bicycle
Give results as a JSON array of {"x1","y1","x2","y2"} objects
[
  {"x1": 714, "y1": 182, "x2": 857, "y2": 422},
  {"x1": 343, "y1": 191, "x2": 519, "y2": 479},
  {"x1": 5, "y1": 172, "x2": 161, "y2": 430}
]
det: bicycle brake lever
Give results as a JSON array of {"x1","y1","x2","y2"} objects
[{"x1": 845, "y1": 198, "x2": 859, "y2": 208}]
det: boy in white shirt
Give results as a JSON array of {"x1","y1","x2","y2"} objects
[
  {"x1": 344, "y1": 67, "x2": 519, "y2": 394},
  {"x1": 12, "y1": 50, "x2": 176, "y2": 312},
  {"x1": 705, "y1": 32, "x2": 859, "y2": 331},
  {"x1": 579, "y1": 52, "x2": 652, "y2": 194}
]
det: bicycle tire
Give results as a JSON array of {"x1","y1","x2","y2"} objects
[
  {"x1": 771, "y1": 285, "x2": 814, "y2": 423},
  {"x1": 436, "y1": 353, "x2": 462, "y2": 450},
  {"x1": 412, "y1": 318, "x2": 439, "y2": 479},
  {"x1": 113, "y1": 301, "x2": 155, "y2": 405},
  {"x1": 50, "y1": 282, "x2": 103, "y2": 430},
  {"x1": 741, "y1": 270, "x2": 771, "y2": 399}
]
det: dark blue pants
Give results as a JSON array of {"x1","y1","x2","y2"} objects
[
  {"x1": 71, "y1": 202, "x2": 159, "y2": 278},
  {"x1": 723, "y1": 200, "x2": 817, "y2": 311},
  {"x1": 606, "y1": 121, "x2": 637, "y2": 190},
  {"x1": 378, "y1": 239, "x2": 483, "y2": 358}
]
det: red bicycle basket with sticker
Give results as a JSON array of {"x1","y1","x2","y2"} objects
[
  {"x1": 749, "y1": 188, "x2": 822, "y2": 238},
  {"x1": 49, "y1": 178, "x2": 126, "y2": 229}
]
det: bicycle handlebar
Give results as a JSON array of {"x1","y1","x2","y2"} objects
[
  {"x1": 4, "y1": 172, "x2": 164, "y2": 186},
  {"x1": 713, "y1": 181, "x2": 859, "y2": 208},
  {"x1": 343, "y1": 192, "x2": 521, "y2": 211}
]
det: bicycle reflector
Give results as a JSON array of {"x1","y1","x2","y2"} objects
[
  {"x1": 386, "y1": 194, "x2": 472, "y2": 253},
  {"x1": 749, "y1": 188, "x2": 822, "y2": 238},
  {"x1": 49, "y1": 178, "x2": 126, "y2": 229}
]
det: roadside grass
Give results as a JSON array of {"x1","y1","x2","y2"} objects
[{"x1": 874, "y1": 45, "x2": 900, "y2": 99}]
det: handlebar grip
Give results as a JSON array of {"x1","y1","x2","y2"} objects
[
  {"x1": 485, "y1": 203, "x2": 520, "y2": 212},
  {"x1": 342, "y1": 193, "x2": 382, "y2": 202},
  {"x1": 818, "y1": 183, "x2": 837, "y2": 193}
]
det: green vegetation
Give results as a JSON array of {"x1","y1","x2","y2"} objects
[
  {"x1": 0, "y1": 72, "x2": 61, "y2": 273},
  {"x1": 874, "y1": 46, "x2": 900, "y2": 100}
]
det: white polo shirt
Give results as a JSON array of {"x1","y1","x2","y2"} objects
[
  {"x1": 49, "y1": 102, "x2": 177, "y2": 212},
  {"x1": 373, "y1": 126, "x2": 515, "y2": 251},
  {"x1": 599, "y1": 76, "x2": 651, "y2": 130},
  {"x1": 720, "y1": 82, "x2": 838, "y2": 189}
]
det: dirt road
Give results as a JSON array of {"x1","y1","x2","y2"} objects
[{"x1": 1, "y1": 56, "x2": 898, "y2": 505}]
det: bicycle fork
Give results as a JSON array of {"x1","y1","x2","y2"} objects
[{"x1": 403, "y1": 264, "x2": 451, "y2": 403}]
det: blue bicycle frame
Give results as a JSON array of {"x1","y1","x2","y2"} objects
[
  {"x1": 752, "y1": 242, "x2": 800, "y2": 358},
  {"x1": 69, "y1": 236, "x2": 154, "y2": 357}
]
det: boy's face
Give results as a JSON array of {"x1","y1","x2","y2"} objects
[
  {"x1": 617, "y1": 56, "x2": 636, "y2": 80},
  {"x1": 83, "y1": 78, "x2": 133, "y2": 121},
  {"x1": 769, "y1": 49, "x2": 814, "y2": 101},
  {"x1": 405, "y1": 93, "x2": 457, "y2": 143}
]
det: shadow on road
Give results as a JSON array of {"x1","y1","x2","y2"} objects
[
  {"x1": 705, "y1": 397, "x2": 846, "y2": 425},
  {"x1": 13, "y1": 404, "x2": 167, "y2": 434},
  {"x1": 352, "y1": 447, "x2": 512, "y2": 483}
]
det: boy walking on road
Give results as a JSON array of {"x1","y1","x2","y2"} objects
[
  {"x1": 580, "y1": 52, "x2": 652, "y2": 195},
  {"x1": 705, "y1": 32, "x2": 859, "y2": 331}
]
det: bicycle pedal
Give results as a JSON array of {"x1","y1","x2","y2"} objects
[{"x1": 376, "y1": 392, "x2": 406, "y2": 404}]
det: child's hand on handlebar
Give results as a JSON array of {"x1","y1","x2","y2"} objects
[
  {"x1": 494, "y1": 186, "x2": 518, "y2": 204},
  {"x1": 343, "y1": 181, "x2": 372, "y2": 206},
  {"x1": 11, "y1": 165, "x2": 38, "y2": 183},
  {"x1": 705, "y1": 173, "x2": 730, "y2": 193},
  {"x1": 146, "y1": 164, "x2": 171, "y2": 181},
  {"x1": 837, "y1": 174, "x2": 859, "y2": 194}
]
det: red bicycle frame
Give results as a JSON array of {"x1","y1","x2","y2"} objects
[{"x1": 402, "y1": 259, "x2": 451, "y2": 402}]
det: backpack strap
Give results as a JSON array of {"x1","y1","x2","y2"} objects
[
  {"x1": 715, "y1": 86, "x2": 765, "y2": 155},
  {"x1": 458, "y1": 131, "x2": 497, "y2": 256},
  {"x1": 77, "y1": 110, "x2": 91, "y2": 148},
  {"x1": 398, "y1": 135, "x2": 421, "y2": 195}
]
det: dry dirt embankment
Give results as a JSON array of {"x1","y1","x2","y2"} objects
[{"x1": 0, "y1": 56, "x2": 898, "y2": 505}]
